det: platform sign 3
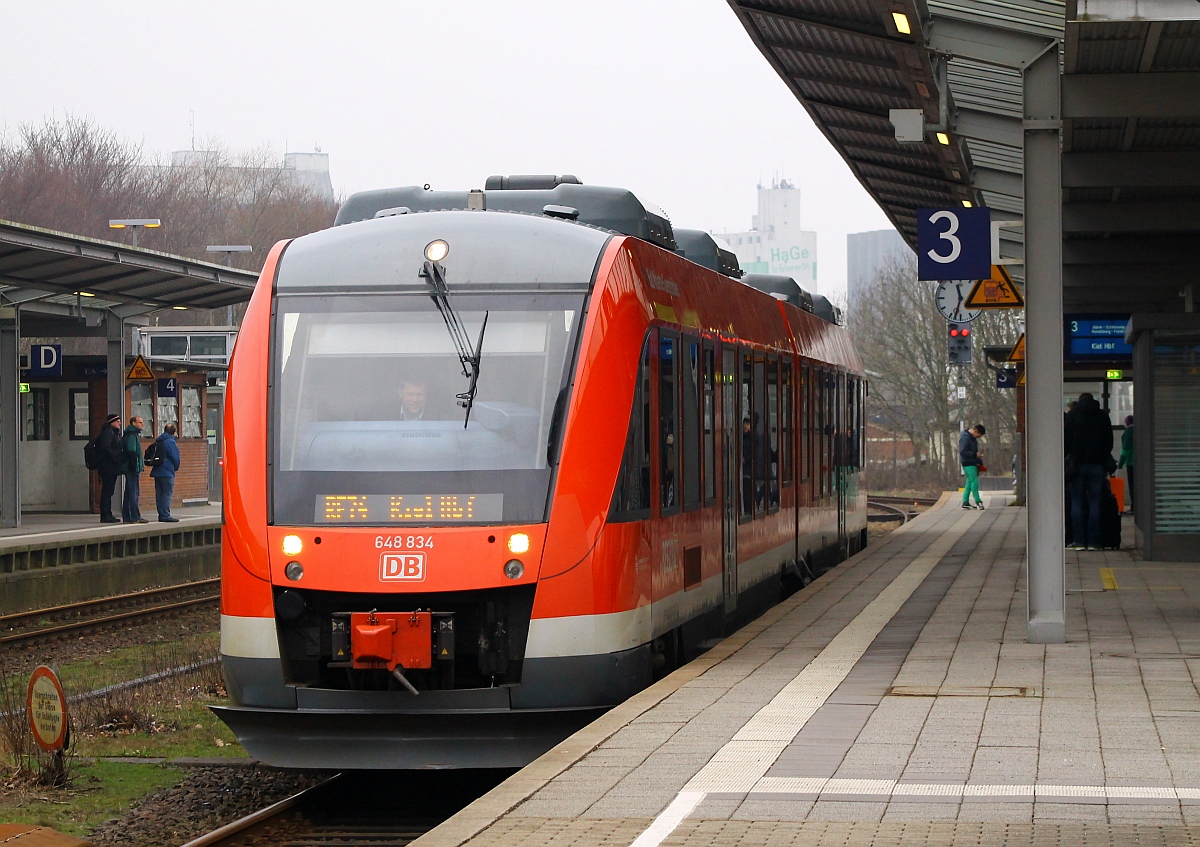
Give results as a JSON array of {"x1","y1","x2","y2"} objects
[
  {"x1": 996, "y1": 368, "x2": 1018, "y2": 389},
  {"x1": 917, "y1": 207, "x2": 991, "y2": 281}
]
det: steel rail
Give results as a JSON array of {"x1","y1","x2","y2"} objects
[
  {"x1": 867, "y1": 499, "x2": 914, "y2": 524},
  {"x1": 0, "y1": 594, "x2": 219, "y2": 646},
  {"x1": 179, "y1": 775, "x2": 343, "y2": 847},
  {"x1": 866, "y1": 495, "x2": 938, "y2": 507},
  {"x1": 0, "y1": 577, "x2": 220, "y2": 629}
]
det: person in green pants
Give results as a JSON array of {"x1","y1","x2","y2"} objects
[{"x1": 959, "y1": 424, "x2": 986, "y2": 509}]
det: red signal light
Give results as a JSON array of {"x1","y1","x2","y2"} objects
[
  {"x1": 962, "y1": 328, "x2": 970, "y2": 336},
  {"x1": 950, "y1": 328, "x2": 960, "y2": 336}
]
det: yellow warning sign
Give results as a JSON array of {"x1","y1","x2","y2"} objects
[
  {"x1": 126, "y1": 355, "x2": 155, "y2": 381},
  {"x1": 1007, "y1": 333, "x2": 1025, "y2": 363},
  {"x1": 965, "y1": 265, "x2": 1024, "y2": 309},
  {"x1": 1016, "y1": 368, "x2": 1026, "y2": 387}
]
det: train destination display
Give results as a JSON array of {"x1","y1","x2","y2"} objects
[{"x1": 317, "y1": 493, "x2": 503, "y2": 523}]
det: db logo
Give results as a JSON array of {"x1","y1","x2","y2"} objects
[{"x1": 380, "y1": 552, "x2": 426, "y2": 581}]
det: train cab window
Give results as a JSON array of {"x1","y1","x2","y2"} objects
[
  {"x1": 781, "y1": 361, "x2": 793, "y2": 486},
  {"x1": 739, "y1": 349, "x2": 753, "y2": 520},
  {"x1": 659, "y1": 331, "x2": 680, "y2": 516},
  {"x1": 682, "y1": 336, "x2": 701, "y2": 512},
  {"x1": 766, "y1": 355, "x2": 780, "y2": 510},
  {"x1": 610, "y1": 336, "x2": 653, "y2": 521},
  {"x1": 817, "y1": 370, "x2": 828, "y2": 499},
  {"x1": 702, "y1": 344, "x2": 716, "y2": 505}
]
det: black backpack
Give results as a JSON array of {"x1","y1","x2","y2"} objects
[
  {"x1": 144, "y1": 440, "x2": 164, "y2": 468},
  {"x1": 84, "y1": 437, "x2": 101, "y2": 471}
]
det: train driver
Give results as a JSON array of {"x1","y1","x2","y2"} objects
[{"x1": 399, "y1": 379, "x2": 427, "y2": 421}]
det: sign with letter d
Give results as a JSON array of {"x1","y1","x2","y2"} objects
[
  {"x1": 380, "y1": 552, "x2": 426, "y2": 581},
  {"x1": 29, "y1": 344, "x2": 61, "y2": 377}
]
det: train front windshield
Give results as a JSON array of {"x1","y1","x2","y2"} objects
[{"x1": 272, "y1": 292, "x2": 585, "y2": 526}]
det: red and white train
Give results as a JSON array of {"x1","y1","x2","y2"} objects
[{"x1": 215, "y1": 176, "x2": 867, "y2": 768}]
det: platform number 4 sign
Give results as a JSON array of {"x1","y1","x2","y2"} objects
[
  {"x1": 917, "y1": 207, "x2": 991, "y2": 281},
  {"x1": 158, "y1": 378, "x2": 178, "y2": 398}
]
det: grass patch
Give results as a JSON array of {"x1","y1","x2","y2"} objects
[
  {"x1": 0, "y1": 760, "x2": 181, "y2": 837},
  {"x1": 74, "y1": 699, "x2": 244, "y2": 760}
]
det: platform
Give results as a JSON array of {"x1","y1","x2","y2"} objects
[
  {"x1": 416, "y1": 497, "x2": 1200, "y2": 846},
  {"x1": 0, "y1": 505, "x2": 221, "y2": 614}
]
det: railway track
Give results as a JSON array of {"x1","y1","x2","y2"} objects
[
  {"x1": 0, "y1": 578, "x2": 220, "y2": 647},
  {"x1": 867, "y1": 494, "x2": 939, "y2": 507},
  {"x1": 183, "y1": 770, "x2": 508, "y2": 847}
]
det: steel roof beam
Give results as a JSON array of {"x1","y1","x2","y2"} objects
[
  {"x1": 972, "y1": 166, "x2": 1023, "y2": 197},
  {"x1": 1063, "y1": 234, "x2": 1200, "y2": 264},
  {"x1": 1063, "y1": 72, "x2": 1200, "y2": 118},
  {"x1": 762, "y1": 38, "x2": 903, "y2": 73},
  {"x1": 793, "y1": 73, "x2": 912, "y2": 101},
  {"x1": 1063, "y1": 201, "x2": 1200, "y2": 232},
  {"x1": 955, "y1": 108, "x2": 1024, "y2": 147},
  {"x1": 926, "y1": 15, "x2": 1056, "y2": 68},
  {"x1": 1064, "y1": 264, "x2": 1197, "y2": 287},
  {"x1": 1062, "y1": 151, "x2": 1200, "y2": 188}
]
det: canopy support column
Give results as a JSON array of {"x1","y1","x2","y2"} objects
[
  {"x1": 0, "y1": 307, "x2": 19, "y2": 528},
  {"x1": 107, "y1": 312, "x2": 125, "y2": 512},
  {"x1": 1024, "y1": 44, "x2": 1066, "y2": 643}
]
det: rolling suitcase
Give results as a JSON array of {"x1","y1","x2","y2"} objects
[
  {"x1": 1099, "y1": 478, "x2": 1122, "y2": 550},
  {"x1": 1108, "y1": 474, "x2": 1125, "y2": 514}
]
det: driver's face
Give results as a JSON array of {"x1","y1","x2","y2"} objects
[{"x1": 401, "y1": 383, "x2": 426, "y2": 417}]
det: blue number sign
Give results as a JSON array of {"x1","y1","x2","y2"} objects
[
  {"x1": 158, "y1": 377, "x2": 178, "y2": 398},
  {"x1": 917, "y1": 207, "x2": 991, "y2": 281}
]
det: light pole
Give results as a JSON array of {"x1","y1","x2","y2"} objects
[
  {"x1": 206, "y1": 246, "x2": 253, "y2": 325},
  {"x1": 109, "y1": 218, "x2": 161, "y2": 248}
]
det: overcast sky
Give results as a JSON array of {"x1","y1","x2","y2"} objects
[{"x1": 5, "y1": 1, "x2": 895, "y2": 297}]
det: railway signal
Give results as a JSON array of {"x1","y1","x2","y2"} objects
[{"x1": 948, "y1": 322, "x2": 972, "y2": 365}]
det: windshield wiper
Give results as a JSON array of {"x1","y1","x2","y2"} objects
[{"x1": 421, "y1": 260, "x2": 488, "y2": 427}]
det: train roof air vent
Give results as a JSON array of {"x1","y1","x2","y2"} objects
[
  {"x1": 740, "y1": 274, "x2": 815, "y2": 314},
  {"x1": 674, "y1": 229, "x2": 743, "y2": 278},
  {"x1": 543, "y1": 205, "x2": 580, "y2": 221},
  {"x1": 485, "y1": 174, "x2": 582, "y2": 190}
]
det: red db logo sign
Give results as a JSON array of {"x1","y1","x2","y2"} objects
[{"x1": 380, "y1": 552, "x2": 425, "y2": 581}]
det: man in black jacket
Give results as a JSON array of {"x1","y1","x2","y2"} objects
[
  {"x1": 96, "y1": 413, "x2": 124, "y2": 523},
  {"x1": 1065, "y1": 393, "x2": 1114, "y2": 549}
]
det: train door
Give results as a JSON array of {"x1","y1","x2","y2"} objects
[
  {"x1": 721, "y1": 346, "x2": 738, "y2": 614},
  {"x1": 836, "y1": 373, "x2": 848, "y2": 552}
]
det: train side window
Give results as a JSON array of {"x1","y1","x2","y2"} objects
[
  {"x1": 682, "y1": 335, "x2": 701, "y2": 512},
  {"x1": 752, "y1": 352, "x2": 767, "y2": 517},
  {"x1": 781, "y1": 360, "x2": 793, "y2": 486},
  {"x1": 739, "y1": 349, "x2": 753, "y2": 521},
  {"x1": 609, "y1": 335, "x2": 652, "y2": 522},
  {"x1": 817, "y1": 370, "x2": 827, "y2": 499},
  {"x1": 702, "y1": 343, "x2": 716, "y2": 505},
  {"x1": 766, "y1": 355, "x2": 780, "y2": 510},
  {"x1": 659, "y1": 331, "x2": 680, "y2": 517}
]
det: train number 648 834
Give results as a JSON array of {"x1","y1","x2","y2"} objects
[{"x1": 375, "y1": 535, "x2": 434, "y2": 550}]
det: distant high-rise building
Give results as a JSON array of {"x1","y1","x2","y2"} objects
[
  {"x1": 169, "y1": 150, "x2": 334, "y2": 202},
  {"x1": 714, "y1": 179, "x2": 817, "y2": 291},
  {"x1": 847, "y1": 229, "x2": 910, "y2": 316}
]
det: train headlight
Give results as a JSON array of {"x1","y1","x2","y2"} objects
[
  {"x1": 507, "y1": 533, "x2": 530, "y2": 554},
  {"x1": 504, "y1": 559, "x2": 525, "y2": 580},
  {"x1": 424, "y1": 239, "x2": 449, "y2": 262},
  {"x1": 285, "y1": 561, "x2": 304, "y2": 581},
  {"x1": 282, "y1": 535, "x2": 303, "y2": 556}
]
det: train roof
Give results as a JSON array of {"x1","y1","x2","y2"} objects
[
  {"x1": 673, "y1": 229, "x2": 742, "y2": 279},
  {"x1": 276, "y1": 210, "x2": 611, "y2": 293},
  {"x1": 336, "y1": 176, "x2": 676, "y2": 252}
]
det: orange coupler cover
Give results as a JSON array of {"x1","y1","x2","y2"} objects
[{"x1": 350, "y1": 611, "x2": 433, "y2": 671}]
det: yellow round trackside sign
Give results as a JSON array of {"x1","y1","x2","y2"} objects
[{"x1": 26, "y1": 666, "x2": 68, "y2": 752}]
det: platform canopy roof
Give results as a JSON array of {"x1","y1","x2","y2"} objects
[
  {"x1": 0, "y1": 219, "x2": 259, "y2": 317},
  {"x1": 728, "y1": 0, "x2": 1200, "y2": 313}
]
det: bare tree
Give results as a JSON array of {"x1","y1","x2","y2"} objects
[
  {"x1": 850, "y1": 250, "x2": 1020, "y2": 490},
  {"x1": 0, "y1": 117, "x2": 338, "y2": 324}
]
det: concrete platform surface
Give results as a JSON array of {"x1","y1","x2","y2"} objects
[
  {"x1": 0, "y1": 503, "x2": 220, "y2": 548},
  {"x1": 413, "y1": 498, "x2": 1200, "y2": 846}
]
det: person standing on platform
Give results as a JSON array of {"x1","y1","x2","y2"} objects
[
  {"x1": 1119, "y1": 415, "x2": 1135, "y2": 514},
  {"x1": 96, "y1": 414, "x2": 124, "y2": 523},
  {"x1": 959, "y1": 424, "x2": 986, "y2": 510},
  {"x1": 1065, "y1": 393, "x2": 1113, "y2": 550},
  {"x1": 150, "y1": 423, "x2": 181, "y2": 522},
  {"x1": 121, "y1": 415, "x2": 148, "y2": 523}
]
